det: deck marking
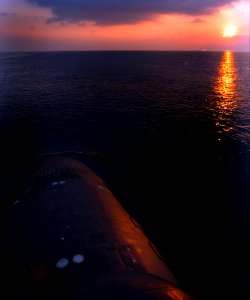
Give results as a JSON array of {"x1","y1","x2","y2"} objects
[
  {"x1": 56, "y1": 258, "x2": 69, "y2": 269},
  {"x1": 72, "y1": 254, "x2": 85, "y2": 264}
]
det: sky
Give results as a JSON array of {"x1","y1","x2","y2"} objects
[{"x1": 0, "y1": 0, "x2": 249, "y2": 51}]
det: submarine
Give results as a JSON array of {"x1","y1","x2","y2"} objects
[{"x1": 0, "y1": 156, "x2": 193, "y2": 299}]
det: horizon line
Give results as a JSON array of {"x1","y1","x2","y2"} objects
[{"x1": 0, "y1": 49, "x2": 249, "y2": 53}]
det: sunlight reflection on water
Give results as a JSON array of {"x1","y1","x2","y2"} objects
[{"x1": 211, "y1": 51, "x2": 243, "y2": 135}]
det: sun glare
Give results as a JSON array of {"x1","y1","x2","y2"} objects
[{"x1": 223, "y1": 25, "x2": 238, "y2": 37}]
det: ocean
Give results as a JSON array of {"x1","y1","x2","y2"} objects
[{"x1": 0, "y1": 51, "x2": 249, "y2": 299}]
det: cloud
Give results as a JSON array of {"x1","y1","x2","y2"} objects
[
  {"x1": 0, "y1": 12, "x2": 17, "y2": 17},
  {"x1": 26, "y1": 0, "x2": 235, "y2": 25},
  {"x1": 190, "y1": 17, "x2": 206, "y2": 23}
]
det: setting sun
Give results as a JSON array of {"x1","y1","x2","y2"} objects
[{"x1": 223, "y1": 25, "x2": 238, "y2": 37}]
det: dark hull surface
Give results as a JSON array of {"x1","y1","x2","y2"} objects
[{"x1": 0, "y1": 157, "x2": 192, "y2": 299}]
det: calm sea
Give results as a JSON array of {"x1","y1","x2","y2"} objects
[{"x1": 0, "y1": 51, "x2": 249, "y2": 299}]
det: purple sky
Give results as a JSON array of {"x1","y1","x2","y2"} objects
[{"x1": 0, "y1": 0, "x2": 249, "y2": 51}]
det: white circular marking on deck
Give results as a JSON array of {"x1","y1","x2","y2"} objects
[
  {"x1": 51, "y1": 180, "x2": 66, "y2": 186},
  {"x1": 72, "y1": 254, "x2": 85, "y2": 264},
  {"x1": 56, "y1": 258, "x2": 69, "y2": 269}
]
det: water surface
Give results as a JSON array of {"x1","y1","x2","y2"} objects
[{"x1": 0, "y1": 51, "x2": 249, "y2": 300}]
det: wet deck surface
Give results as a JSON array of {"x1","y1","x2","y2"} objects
[{"x1": 0, "y1": 157, "x2": 190, "y2": 299}]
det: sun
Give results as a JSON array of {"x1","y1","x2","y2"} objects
[{"x1": 223, "y1": 25, "x2": 238, "y2": 37}]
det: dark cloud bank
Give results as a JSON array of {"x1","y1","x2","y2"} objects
[{"x1": 27, "y1": 0, "x2": 234, "y2": 25}]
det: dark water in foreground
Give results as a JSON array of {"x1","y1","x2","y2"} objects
[{"x1": 0, "y1": 51, "x2": 250, "y2": 299}]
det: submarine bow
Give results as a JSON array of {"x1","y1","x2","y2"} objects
[{"x1": 0, "y1": 157, "x2": 192, "y2": 300}]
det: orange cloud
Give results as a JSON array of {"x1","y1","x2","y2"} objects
[{"x1": 0, "y1": 0, "x2": 248, "y2": 51}]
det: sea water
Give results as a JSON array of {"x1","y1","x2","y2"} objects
[{"x1": 0, "y1": 51, "x2": 249, "y2": 299}]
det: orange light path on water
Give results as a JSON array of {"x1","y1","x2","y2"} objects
[{"x1": 212, "y1": 51, "x2": 242, "y2": 135}]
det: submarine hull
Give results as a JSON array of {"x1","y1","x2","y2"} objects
[{"x1": 0, "y1": 157, "x2": 192, "y2": 299}]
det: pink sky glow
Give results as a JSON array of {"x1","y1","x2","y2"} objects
[{"x1": 0, "y1": 0, "x2": 249, "y2": 51}]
